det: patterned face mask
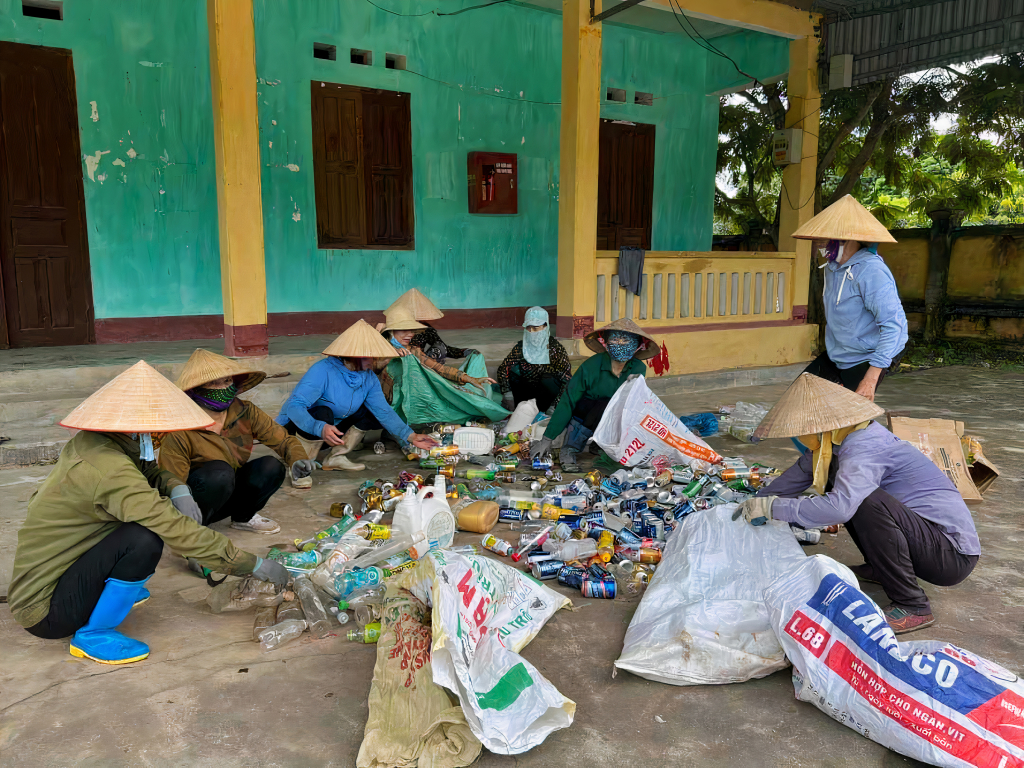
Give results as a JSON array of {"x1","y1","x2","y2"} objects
[
  {"x1": 190, "y1": 383, "x2": 238, "y2": 412},
  {"x1": 604, "y1": 331, "x2": 640, "y2": 362}
]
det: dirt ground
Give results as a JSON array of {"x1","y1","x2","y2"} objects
[{"x1": 1, "y1": 366, "x2": 1021, "y2": 767}]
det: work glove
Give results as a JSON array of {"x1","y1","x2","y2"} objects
[
  {"x1": 731, "y1": 496, "x2": 777, "y2": 526},
  {"x1": 170, "y1": 486, "x2": 203, "y2": 525},
  {"x1": 530, "y1": 436, "x2": 553, "y2": 460},
  {"x1": 252, "y1": 556, "x2": 290, "y2": 588},
  {"x1": 291, "y1": 459, "x2": 315, "y2": 480},
  {"x1": 502, "y1": 393, "x2": 515, "y2": 411}
]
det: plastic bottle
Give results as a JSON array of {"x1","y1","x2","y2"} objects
[
  {"x1": 340, "y1": 531, "x2": 427, "y2": 574},
  {"x1": 448, "y1": 544, "x2": 481, "y2": 556},
  {"x1": 276, "y1": 599, "x2": 305, "y2": 623},
  {"x1": 481, "y1": 534, "x2": 514, "y2": 556},
  {"x1": 332, "y1": 567, "x2": 385, "y2": 598},
  {"x1": 510, "y1": 525, "x2": 552, "y2": 562},
  {"x1": 354, "y1": 603, "x2": 379, "y2": 627},
  {"x1": 258, "y1": 619, "x2": 307, "y2": 652},
  {"x1": 337, "y1": 584, "x2": 387, "y2": 611},
  {"x1": 541, "y1": 538, "x2": 597, "y2": 561},
  {"x1": 346, "y1": 622, "x2": 382, "y2": 643},
  {"x1": 252, "y1": 605, "x2": 278, "y2": 641},
  {"x1": 328, "y1": 606, "x2": 351, "y2": 625},
  {"x1": 293, "y1": 576, "x2": 335, "y2": 640},
  {"x1": 316, "y1": 513, "x2": 360, "y2": 541}
]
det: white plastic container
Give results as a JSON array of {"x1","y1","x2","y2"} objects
[
  {"x1": 453, "y1": 426, "x2": 495, "y2": 456},
  {"x1": 392, "y1": 477, "x2": 456, "y2": 551}
]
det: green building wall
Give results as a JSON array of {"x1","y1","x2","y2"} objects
[{"x1": 0, "y1": 0, "x2": 790, "y2": 327}]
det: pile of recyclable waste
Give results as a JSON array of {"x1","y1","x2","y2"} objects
[{"x1": 217, "y1": 418, "x2": 788, "y2": 652}]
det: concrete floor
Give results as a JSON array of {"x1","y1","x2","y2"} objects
[{"x1": 1, "y1": 366, "x2": 1022, "y2": 767}]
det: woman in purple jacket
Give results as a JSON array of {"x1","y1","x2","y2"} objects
[{"x1": 737, "y1": 374, "x2": 979, "y2": 635}]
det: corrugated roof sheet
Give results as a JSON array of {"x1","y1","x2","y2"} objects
[{"x1": 821, "y1": 0, "x2": 1024, "y2": 85}]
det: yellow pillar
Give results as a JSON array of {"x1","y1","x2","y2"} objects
[
  {"x1": 208, "y1": 0, "x2": 268, "y2": 356},
  {"x1": 778, "y1": 35, "x2": 820, "y2": 322},
  {"x1": 556, "y1": 0, "x2": 601, "y2": 340}
]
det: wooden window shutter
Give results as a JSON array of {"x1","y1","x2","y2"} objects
[
  {"x1": 362, "y1": 89, "x2": 414, "y2": 248},
  {"x1": 311, "y1": 83, "x2": 366, "y2": 248}
]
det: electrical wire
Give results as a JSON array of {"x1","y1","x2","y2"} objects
[{"x1": 362, "y1": 0, "x2": 512, "y2": 17}]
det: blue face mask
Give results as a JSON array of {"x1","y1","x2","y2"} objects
[
  {"x1": 389, "y1": 336, "x2": 404, "y2": 349},
  {"x1": 604, "y1": 331, "x2": 640, "y2": 362}
]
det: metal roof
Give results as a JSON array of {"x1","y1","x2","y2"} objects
[{"x1": 819, "y1": 0, "x2": 1024, "y2": 86}]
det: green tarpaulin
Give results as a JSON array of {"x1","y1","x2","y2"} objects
[{"x1": 387, "y1": 353, "x2": 509, "y2": 425}]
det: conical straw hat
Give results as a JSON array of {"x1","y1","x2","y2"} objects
[
  {"x1": 383, "y1": 307, "x2": 428, "y2": 332},
  {"x1": 752, "y1": 373, "x2": 885, "y2": 440},
  {"x1": 323, "y1": 319, "x2": 400, "y2": 358},
  {"x1": 61, "y1": 361, "x2": 215, "y2": 433},
  {"x1": 585, "y1": 317, "x2": 659, "y2": 360},
  {"x1": 175, "y1": 348, "x2": 266, "y2": 394},
  {"x1": 386, "y1": 288, "x2": 444, "y2": 321},
  {"x1": 791, "y1": 194, "x2": 896, "y2": 243}
]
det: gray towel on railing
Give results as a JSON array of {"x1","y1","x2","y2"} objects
[{"x1": 618, "y1": 247, "x2": 645, "y2": 296}]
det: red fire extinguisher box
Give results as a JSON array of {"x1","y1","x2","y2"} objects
[{"x1": 467, "y1": 151, "x2": 517, "y2": 214}]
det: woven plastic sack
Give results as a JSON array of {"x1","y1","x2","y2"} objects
[
  {"x1": 615, "y1": 503, "x2": 806, "y2": 685},
  {"x1": 766, "y1": 555, "x2": 1024, "y2": 767},
  {"x1": 387, "y1": 352, "x2": 509, "y2": 425},
  {"x1": 594, "y1": 375, "x2": 722, "y2": 467},
  {"x1": 357, "y1": 580, "x2": 481, "y2": 768},
  {"x1": 426, "y1": 549, "x2": 574, "y2": 754}
]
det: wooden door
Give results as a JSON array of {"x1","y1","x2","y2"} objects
[
  {"x1": 0, "y1": 42, "x2": 93, "y2": 348},
  {"x1": 597, "y1": 119, "x2": 655, "y2": 251}
]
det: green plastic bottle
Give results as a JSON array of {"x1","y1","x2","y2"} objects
[{"x1": 346, "y1": 621, "x2": 381, "y2": 644}]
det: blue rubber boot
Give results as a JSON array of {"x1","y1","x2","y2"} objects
[
  {"x1": 134, "y1": 587, "x2": 151, "y2": 607},
  {"x1": 560, "y1": 419, "x2": 594, "y2": 472},
  {"x1": 69, "y1": 577, "x2": 151, "y2": 665}
]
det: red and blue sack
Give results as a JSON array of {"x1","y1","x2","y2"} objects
[{"x1": 766, "y1": 555, "x2": 1024, "y2": 767}]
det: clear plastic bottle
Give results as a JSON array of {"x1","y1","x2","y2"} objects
[
  {"x1": 333, "y1": 567, "x2": 385, "y2": 598},
  {"x1": 293, "y1": 576, "x2": 335, "y2": 640},
  {"x1": 354, "y1": 603, "x2": 380, "y2": 627},
  {"x1": 252, "y1": 605, "x2": 278, "y2": 641},
  {"x1": 337, "y1": 585, "x2": 387, "y2": 611},
  {"x1": 346, "y1": 622, "x2": 382, "y2": 643},
  {"x1": 276, "y1": 599, "x2": 304, "y2": 623},
  {"x1": 541, "y1": 538, "x2": 596, "y2": 560},
  {"x1": 328, "y1": 606, "x2": 351, "y2": 625},
  {"x1": 258, "y1": 619, "x2": 307, "y2": 651},
  {"x1": 448, "y1": 544, "x2": 480, "y2": 556}
]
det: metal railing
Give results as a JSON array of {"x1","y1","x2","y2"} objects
[{"x1": 594, "y1": 251, "x2": 797, "y2": 327}]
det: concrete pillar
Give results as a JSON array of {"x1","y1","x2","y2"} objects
[
  {"x1": 778, "y1": 35, "x2": 820, "y2": 322},
  {"x1": 207, "y1": 0, "x2": 269, "y2": 356},
  {"x1": 555, "y1": 0, "x2": 602, "y2": 340}
]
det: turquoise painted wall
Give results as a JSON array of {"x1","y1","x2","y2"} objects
[
  {"x1": 0, "y1": 0, "x2": 223, "y2": 319},
  {"x1": 1, "y1": 0, "x2": 790, "y2": 321}
]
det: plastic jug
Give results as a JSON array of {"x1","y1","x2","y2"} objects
[{"x1": 391, "y1": 478, "x2": 455, "y2": 550}]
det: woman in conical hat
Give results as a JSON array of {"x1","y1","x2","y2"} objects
[
  {"x1": 7, "y1": 362, "x2": 289, "y2": 666},
  {"x1": 385, "y1": 288, "x2": 480, "y2": 364},
  {"x1": 276, "y1": 319, "x2": 439, "y2": 470},
  {"x1": 734, "y1": 373, "x2": 980, "y2": 636},
  {"x1": 793, "y1": 194, "x2": 907, "y2": 404},
  {"x1": 530, "y1": 317, "x2": 658, "y2": 473},
  {"x1": 156, "y1": 350, "x2": 314, "y2": 543}
]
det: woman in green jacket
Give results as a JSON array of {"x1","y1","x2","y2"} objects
[
  {"x1": 7, "y1": 362, "x2": 288, "y2": 666},
  {"x1": 529, "y1": 318, "x2": 658, "y2": 471}
]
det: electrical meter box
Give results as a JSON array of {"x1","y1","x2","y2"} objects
[
  {"x1": 467, "y1": 152, "x2": 517, "y2": 214},
  {"x1": 772, "y1": 129, "x2": 803, "y2": 167}
]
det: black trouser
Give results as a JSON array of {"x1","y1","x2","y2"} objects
[
  {"x1": 845, "y1": 488, "x2": 978, "y2": 615},
  {"x1": 26, "y1": 523, "x2": 164, "y2": 639},
  {"x1": 573, "y1": 396, "x2": 612, "y2": 431},
  {"x1": 803, "y1": 350, "x2": 902, "y2": 392},
  {"x1": 285, "y1": 405, "x2": 382, "y2": 441},
  {"x1": 508, "y1": 370, "x2": 563, "y2": 413},
  {"x1": 187, "y1": 457, "x2": 285, "y2": 524}
]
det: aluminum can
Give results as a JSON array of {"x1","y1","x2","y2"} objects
[
  {"x1": 557, "y1": 565, "x2": 586, "y2": 589},
  {"x1": 581, "y1": 577, "x2": 616, "y2": 599},
  {"x1": 531, "y1": 560, "x2": 566, "y2": 580}
]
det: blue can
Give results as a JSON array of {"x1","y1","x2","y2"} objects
[
  {"x1": 581, "y1": 577, "x2": 616, "y2": 599},
  {"x1": 531, "y1": 559, "x2": 566, "y2": 580},
  {"x1": 498, "y1": 507, "x2": 529, "y2": 521},
  {"x1": 581, "y1": 510, "x2": 605, "y2": 526},
  {"x1": 557, "y1": 565, "x2": 587, "y2": 588},
  {"x1": 557, "y1": 514, "x2": 587, "y2": 530},
  {"x1": 587, "y1": 563, "x2": 612, "y2": 580},
  {"x1": 532, "y1": 456, "x2": 553, "y2": 470},
  {"x1": 586, "y1": 525, "x2": 609, "y2": 540},
  {"x1": 616, "y1": 527, "x2": 642, "y2": 547}
]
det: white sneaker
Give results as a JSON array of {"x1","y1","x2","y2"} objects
[{"x1": 231, "y1": 513, "x2": 281, "y2": 534}]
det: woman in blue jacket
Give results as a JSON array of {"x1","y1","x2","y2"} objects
[
  {"x1": 792, "y1": 195, "x2": 908, "y2": 403},
  {"x1": 276, "y1": 320, "x2": 437, "y2": 471}
]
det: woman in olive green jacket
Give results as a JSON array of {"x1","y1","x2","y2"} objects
[{"x1": 7, "y1": 362, "x2": 288, "y2": 666}]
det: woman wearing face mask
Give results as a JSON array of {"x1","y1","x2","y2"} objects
[
  {"x1": 157, "y1": 349, "x2": 314, "y2": 539},
  {"x1": 385, "y1": 288, "x2": 480, "y2": 363},
  {"x1": 276, "y1": 320, "x2": 439, "y2": 471},
  {"x1": 792, "y1": 195, "x2": 907, "y2": 403},
  {"x1": 496, "y1": 307, "x2": 572, "y2": 413},
  {"x1": 8, "y1": 362, "x2": 289, "y2": 665},
  {"x1": 530, "y1": 318, "x2": 657, "y2": 471}
]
